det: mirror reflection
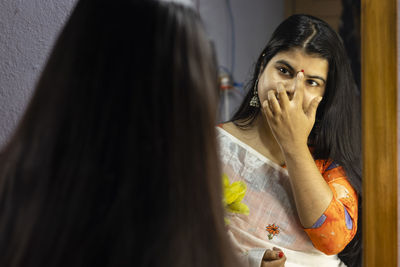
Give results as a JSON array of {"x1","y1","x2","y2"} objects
[{"x1": 198, "y1": 1, "x2": 361, "y2": 266}]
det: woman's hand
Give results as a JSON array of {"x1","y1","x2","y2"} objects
[
  {"x1": 261, "y1": 72, "x2": 333, "y2": 228},
  {"x1": 262, "y1": 72, "x2": 322, "y2": 152},
  {"x1": 261, "y1": 247, "x2": 286, "y2": 267}
]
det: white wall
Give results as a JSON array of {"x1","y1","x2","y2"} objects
[
  {"x1": 198, "y1": 1, "x2": 284, "y2": 121},
  {"x1": 199, "y1": 0, "x2": 284, "y2": 85},
  {"x1": 0, "y1": 0, "x2": 77, "y2": 148}
]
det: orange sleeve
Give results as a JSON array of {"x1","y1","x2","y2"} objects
[{"x1": 303, "y1": 160, "x2": 358, "y2": 255}]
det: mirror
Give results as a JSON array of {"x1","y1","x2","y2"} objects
[
  {"x1": 198, "y1": 1, "x2": 399, "y2": 266},
  {"x1": 197, "y1": 1, "x2": 367, "y2": 266}
]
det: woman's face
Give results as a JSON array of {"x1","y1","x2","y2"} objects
[{"x1": 258, "y1": 48, "x2": 328, "y2": 110}]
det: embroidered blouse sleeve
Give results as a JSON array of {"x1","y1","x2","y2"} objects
[{"x1": 303, "y1": 160, "x2": 358, "y2": 255}]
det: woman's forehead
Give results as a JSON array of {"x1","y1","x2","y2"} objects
[
  {"x1": 270, "y1": 48, "x2": 328, "y2": 76},
  {"x1": 273, "y1": 48, "x2": 326, "y2": 62}
]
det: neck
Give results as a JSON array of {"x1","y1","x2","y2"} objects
[
  {"x1": 250, "y1": 114, "x2": 285, "y2": 164},
  {"x1": 252, "y1": 114, "x2": 277, "y2": 146}
]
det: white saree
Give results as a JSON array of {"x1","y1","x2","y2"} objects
[{"x1": 217, "y1": 127, "x2": 345, "y2": 267}]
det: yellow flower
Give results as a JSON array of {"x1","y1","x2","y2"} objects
[{"x1": 223, "y1": 174, "x2": 249, "y2": 216}]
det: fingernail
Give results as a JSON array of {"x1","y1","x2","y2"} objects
[
  {"x1": 318, "y1": 96, "x2": 323, "y2": 102},
  {"x1": 279, "y1": 252, "x2": 284, "y2": 258}
]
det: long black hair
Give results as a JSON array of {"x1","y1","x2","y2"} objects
[
  {"x1": 0, "y1": 1, "x2": 241, "y2": 267},
  {"x1": 231, "y1": 14, "x2": 362, "y2": 267}
]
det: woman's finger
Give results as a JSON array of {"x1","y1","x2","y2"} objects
[
  {"x1": 262, "y1": 100, "x2": 274, "y2": 120},
  {"x1": 306, "y1": 96, "x2": 323, "y2": 119},
  {"x1": 262, "y1": 249, "x2": 278, "y2": 261},
  {"x1": 262, "y1": 248, "x2": 284, "y2": 261},
  {"x1": 261, "y1": 255, "x2": 286, "y2": 267},
  {"x1": 277, "y1": 82, "x2": 290, "y2": 110},
  {"x1": 293, "y1": 71, "x2": 305, "y2": 105},
  {"x1": 267, "y1": 90, "x2": 282, "y2": 115}
]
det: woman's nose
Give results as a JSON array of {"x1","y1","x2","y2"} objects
[{"x1": 284, "y1": 81, "x2": 296, "y2": 99}]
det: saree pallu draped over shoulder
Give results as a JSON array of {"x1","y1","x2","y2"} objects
[{"x1": 217, "y1": 127, "x2": 352, "y2": 267}]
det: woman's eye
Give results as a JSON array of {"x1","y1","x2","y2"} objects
[
  {"x1": 307, "y1": 80, "x2": 319, "y2": 86},
  {"x1": 278, "y1": 67, "x2": 290, "y2": 76}
]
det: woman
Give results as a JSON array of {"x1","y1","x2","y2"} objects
[
  {"x1": 219, "y1": 15, "x2": 361, "y2": 267},
  {"x1": 0, "y1": 1, "x2": 285, "y2": 266}
]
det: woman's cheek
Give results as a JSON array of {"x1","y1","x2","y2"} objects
[
  {"x1": 258, "y1": 85, "x2": 275, "y2": 104},
  {"x1": 258, "y1": 79, "x2": 278, "y2": 103},
  {"x1": 257, "y1": 70, "x2": 281, "y2": 103}
]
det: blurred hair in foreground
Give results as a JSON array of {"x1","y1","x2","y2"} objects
[{"x1": 0, "y1": 1, "x2": 241, "y2": 266}]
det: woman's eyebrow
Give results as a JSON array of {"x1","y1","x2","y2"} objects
[
  {"x1": 307, "y1": 75, "x2": 326, "y2": 84},
  {"x1": 275, "y1": 60, "x2": 294, "y2": 72}
]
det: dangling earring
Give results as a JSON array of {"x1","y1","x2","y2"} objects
[
  {"x1": 249, "y1": 78, "x2": 260, "y2": 107},
  {"x1": 250, "y1": 54, "x2": 265, "y2": 108}
]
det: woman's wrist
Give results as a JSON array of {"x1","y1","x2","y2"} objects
[{"x1": 280, "y1": 141, "x2": 309, "y2": 159}]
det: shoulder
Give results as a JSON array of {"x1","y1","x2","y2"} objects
[
  {"x1": 217, "y1": 122, "x2": 251, "y2": 142},
  {"x1": 218, "y1": 122, "x2": 237, "y2": 133}
]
